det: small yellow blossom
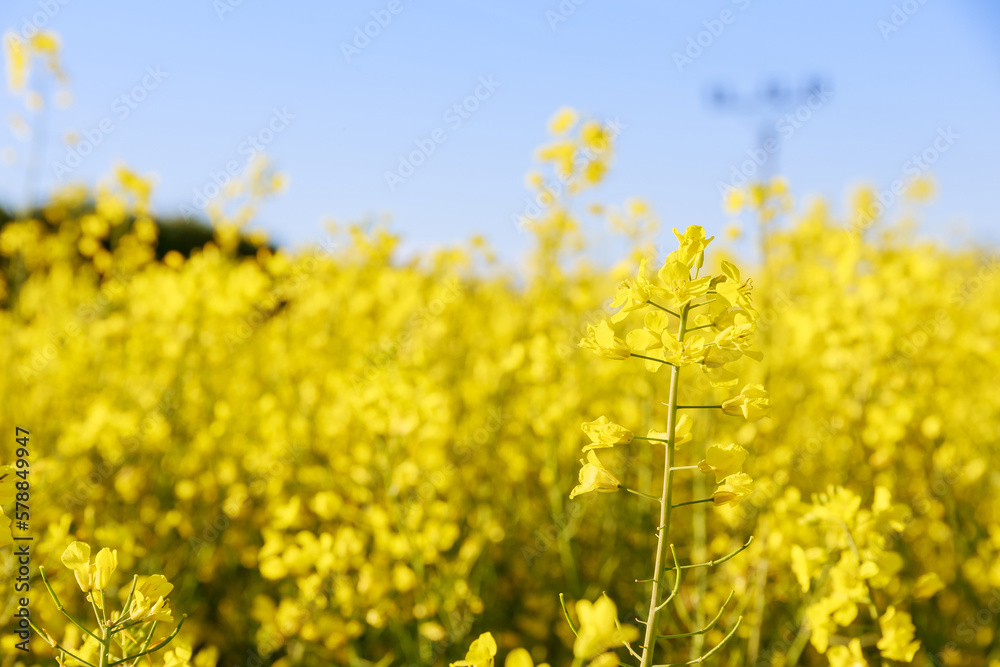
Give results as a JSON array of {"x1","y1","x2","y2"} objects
[
  {"x1": 657, "y1": 260, "x2": 711, "y2": 307},
  {"x1": 712, "y1": 473, "x2": 753, "y2": 506},
  {"x1": 877, "y1": 606, "x2": 920, "y2": 662},
  {"x1": 570, "y1": 452, "x2": 621, "y2": 499},
  {"x1": 504, "y1": 648, "x2": 549, "y2": 667},
  {"x1": 580, "y1": 320, "x2": 630, "y2": 360},
  {"x1": 573, "y1": 596, "x2": 639, "y2": 660},
  {"x1": 912, "y1": 572, "x2": 944, "y2": 599},
  {"x1": 827, "y1": 638, "x2": 868, "y2": 667},
  {"x1": 721, "y1": 384, "x2": 770, "y2": 421},
  {"x1": 581, "y1": 416, "x2": 633, "y2": 451},
  {"x1": 61, "y1": 541, "x2": 94, "y2": 592},
  {"x1": 451, "y1": 632, "x2": 497, "y2": 667},
  {"x1": 697, "y1": 443, "x2": 748, "y2": 483},
  {"x1": 93, "y1": 547, "x2": 118, "y2": 591}
]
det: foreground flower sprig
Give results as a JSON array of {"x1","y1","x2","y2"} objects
[
  {"x1": 28, "y1": 541, "x2": 187, "y2": 667},
  {"x1": 571, "y1": 225, "x2": 766, "y2": 667}
]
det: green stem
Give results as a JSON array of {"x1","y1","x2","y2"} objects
[
  {"x1": 658, "y1": 591, "x2": 734, "y2": 639},
  {"x1": 646, "y1": 301, "x2": 680, "y2": 318},
  {"x1": 559, "y1": 593, "x2": 579, "y2": 636},
  {"x1": 128, "y1": 621, "x2": 159, "y2": 667},
  {"x1": 655, "y1": 616, "x2": 743, "y2": 666},
  {"x1": 632, "y1": 353, "x2": 678, "y2": 368},
  {"x1": 671, "y1": 498, "x2": 713, "y2": 509},
  {"x1": 669, "y1": 465, "x2": 699, "y2": 472},
  {"x1": 27, "y1": 619, "x2": 99, "y2": 667},
  {"x1": 114, "y1": 576, "x2": 139, "y2": 629},
  {"x1": 665, "y1": 536, "x2": 754, "y2": 572},
  {"x1": 634, "y1": 436, "x2": 669, "y2": 443},
  {"x1": 675, "y1": 405, "x2": 722, "y2": 410},
  {"x1": 39, "y1": 567, "x2": 101, "y2": 642},
  {"x1": 638, "y1": 304, "x2": 688, "y2": 667},
  {"x1": 110, "y1": 616, "x2": 186, "y2": 666},
  {"x1": 99, "y1": 623, "x2": 109, "y2": 667},
  {"x1": 622, "y1": 486, "x2": 663, "y2": 503}
]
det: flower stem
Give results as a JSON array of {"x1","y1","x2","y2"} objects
[
  {"x1": 559, "y1": 593, "x2": 579, "y2": 636},
  {"x1": 646, "y1": 301, "x2": 680, "y2": 318},
  {"x1": 632, "y1": 353, "x2": 678, "y2": 368},
  {"x1": 672, "y1": 498, "x2": 714, "y2": 509},
  {"x1": 638, "y1": 304, "x2": 688, "y2": 667},
  {"x1": 621, "y1": 486, "x2": 663, "y2": 502},
  {"x1": 676, "y1": 405, "x2": 722, "y2": 409},
  {"x1": 39, "y1": 567, "x2": 101, "y2": 642}
]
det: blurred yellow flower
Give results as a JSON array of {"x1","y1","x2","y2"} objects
[
  {"x1": 573, "y1": 596, "x2": 638, "y2": 660},
  {"x1": 451, "y1": 632, "x2": 497, "y2": 667},
  {"x1": 580, "y1": 320, "x2": 631, "y2": 360},
  {"x1": 827, "y1": 638, "x2": 868, "y2": 667},
  {"x1": 877, "y1": 606, "x2": 920, "y2": 662}
]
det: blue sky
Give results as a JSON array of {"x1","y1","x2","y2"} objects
[{"x1": 1, "y1": 0, "x2": 998, "y2": 263}]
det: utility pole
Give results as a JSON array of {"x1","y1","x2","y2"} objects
[{"x1": 708, "y1": 76, "x2": 832, "y2": 184}]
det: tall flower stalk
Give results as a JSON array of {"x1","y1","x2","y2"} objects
[
  {"x1": 574, "y1": 225, "x2": 770, "y2": 667},
  {"x1": 449, "y1": 226, "x2": 771, "y2": 667}
]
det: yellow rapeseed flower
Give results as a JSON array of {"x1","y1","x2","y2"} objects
[
  {"x1": 451, "y1": 632, "x2": 497, "y2": 667},
  {"x1": 581, "y1": 416, "x2": 634, "y2": 451},
  {"x1": 697, "y1": 443, "x2": 748, "y2": 483},
  {"x1": 721, "y1": 384, "x2": 770, "y2": 421},
  {"x1": 570, "y1": 452, "x2": 621, "y2": 499},
  {"x1": 580, "y1": 320, "x2": 631, "y2": 360},
  {"x1": 573, "y1": 596, "x2": 638, "y2": 660},
  {"x1": 712, "y1": 473, "x2": 753, "y2": 506},
  {"x1": 877, "y1": 606, "x2": 920, "y2": 662}
]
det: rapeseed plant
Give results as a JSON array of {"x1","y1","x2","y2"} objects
[{"x1": 27, "y1": 541, "x2": 186, "y2": 667}]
